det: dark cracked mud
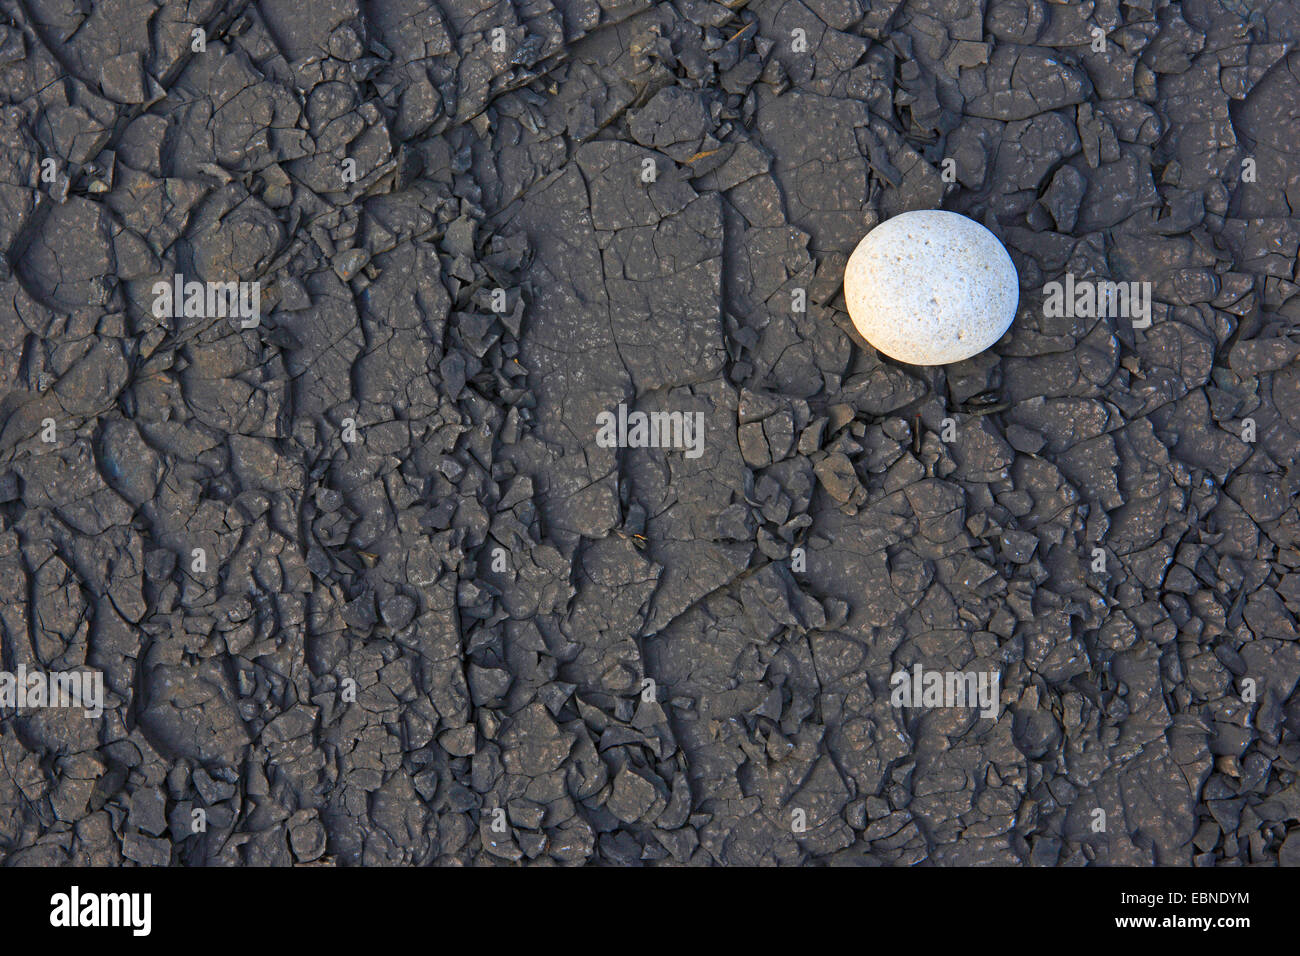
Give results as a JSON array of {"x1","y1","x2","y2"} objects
[{"x1": 0, "y1": 0, "x2": 1298, "y2": 868}]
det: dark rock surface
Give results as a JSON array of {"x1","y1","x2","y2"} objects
[{"x1": 0, "y1": 0, "x2": 1298, "y2": 867}]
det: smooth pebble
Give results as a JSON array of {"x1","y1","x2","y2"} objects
[{"x1": 843, "y1": 210, "x2": 1019, "y2": 365}]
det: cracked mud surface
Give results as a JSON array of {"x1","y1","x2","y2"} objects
[{"x1": 1, "y1": 0, "x2": 1299, "y2": 866}]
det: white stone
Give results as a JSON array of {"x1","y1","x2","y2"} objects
[{"x1": 843, "y1": 210, "x2": 1019, "y2": 365}]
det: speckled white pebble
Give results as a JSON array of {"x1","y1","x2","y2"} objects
[{"x1": 843, "y1": 210, "x2": 1018, "y2": 366}]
